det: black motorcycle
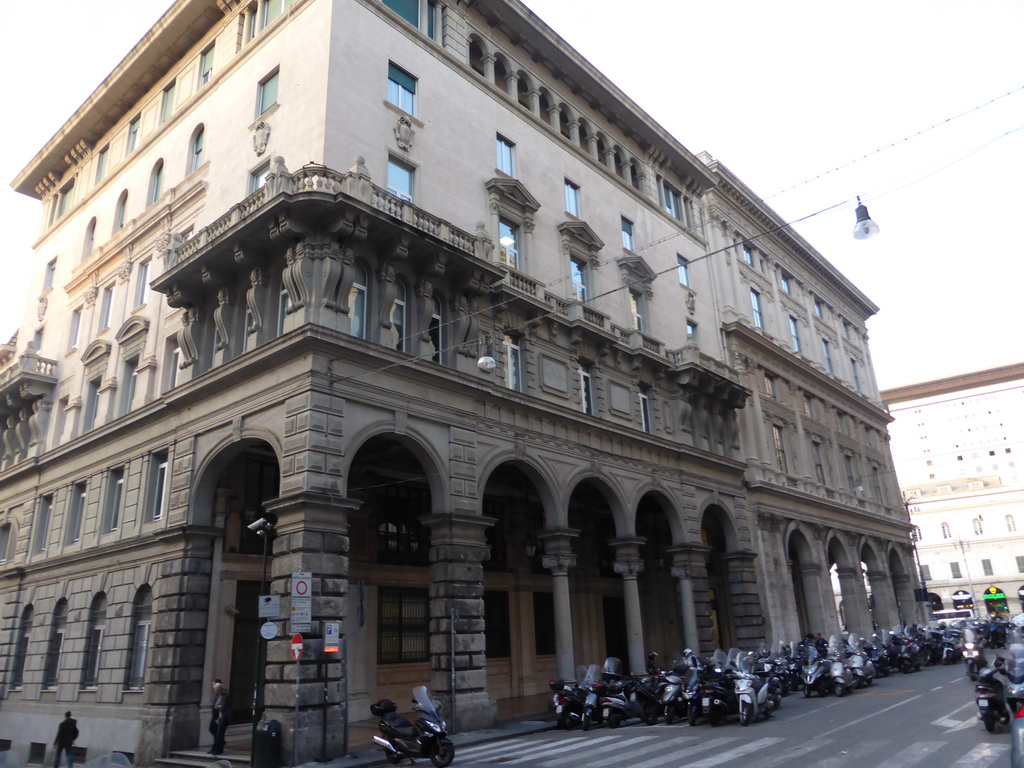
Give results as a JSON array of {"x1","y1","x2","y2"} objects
[
  {"x1": 698, "y1": 649, "x2": 739, "y2": 726},
  {"x1": 371, "y1": 685, "x2": 454, "y2": 767},
  {"x1": 976, "y1": 642, "x2": 1024, "y2": 733}
]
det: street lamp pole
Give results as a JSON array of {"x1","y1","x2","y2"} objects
[
  {"x1": 957, "y1": 537, "x2": 978, "y2": 618},
  {"x1": 249, "y1": 514, "x2": 277, "y2": 766}
]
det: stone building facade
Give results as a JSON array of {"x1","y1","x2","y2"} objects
[
  {"x1": 0, "y1": 0, "x2": 914, "y2": 764},
  {"x1": 883, "y1": 363, "x2": 1024, "y2": 619}
]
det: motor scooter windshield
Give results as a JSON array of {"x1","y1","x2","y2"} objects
[
  {"x1": 737, "y1": 654, "x2": 756, "y2": 674},
  {"x1": 1006, "y1": 643, "x2": 1024, "y2": 685},
  {"x1": 712, "y1": 649, "x2": 729, "y2": 671},
  {"x1": 806, "y1": 646, "x2": 819, "y2": 664},
  {"x1": 849, "y1": 634, "x2": 863, "y2": 652},
  {"x1": 412, "y1": 686, "x2": 443, "y2": 723},
  {"x1": 602, "y1": 657, "x2": 622, "y2": 680},
  {"x1": 828, "y1": 635, "x2": 843, "y2": 656}
]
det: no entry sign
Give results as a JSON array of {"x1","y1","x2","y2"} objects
[{"x1": 290, "y1": 633, "x2": 303, "y2": 660}]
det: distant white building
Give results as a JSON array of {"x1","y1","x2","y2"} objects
[{"x1": 883, "y1": 363, "x2": 1024, "y2": 618}]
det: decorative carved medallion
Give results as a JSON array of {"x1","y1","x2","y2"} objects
[
  {"x1": 253, "y1": 121, "x2": 271, "y2": 156},
  {"x1": 394, "y1": 115, "x2": 415, "y2": 150}
]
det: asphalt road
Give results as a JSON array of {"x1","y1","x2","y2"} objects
[{"x1": 450, "y1": 662, "x2": 1010, "y2": 767}]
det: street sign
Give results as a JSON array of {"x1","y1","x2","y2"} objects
[
  {"x1": 325, "y1": 621, "x2": 340, "y2": 653},
  {"x1": 291, "y1": 572, "x2": 312, "y2": 598},
  {"x1": 258, "y1": 594, "x2": 281, "y2": 618},
  {"x1": 290, "y1": 597, "x2": 312, "y2": 633},
  {"x1": 291, "y1": 633, "x2": 304, "y2": 660},
  {"x1": 260, "y1": 621, "x2": 278, "y2": 640}
]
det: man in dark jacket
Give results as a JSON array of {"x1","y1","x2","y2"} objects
[{"x1": 53, "y1": 711, "x2": 78, "y2": 768}]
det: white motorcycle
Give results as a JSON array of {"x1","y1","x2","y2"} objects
[
  {"x1": 828, "y1": 634, "x2": 853, "y2": 697},
  {"x1": 847, "y1": 633, "x2": 876, "y2": 689},
  {"x1": 735, "y1": 652, "x2": 782, "y2": 725}
]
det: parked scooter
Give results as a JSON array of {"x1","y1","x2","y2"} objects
[
  {"x1": 735, "y1": 652, "x2": 782, "y2": 725},
  {"x1": 964, "y1": 627, "x2": 984, "y2": 681},
  {"x1": 550, "y1": 664, "x2": 596, "y2": 730},
  {"x1": 803, "y1": 645, "x2": 830, "y2": 698},
  {"x1": 941, "y1": 628, "x2": 963, "y2": 665},
  {"x1": 828, "y1": 634, "x2": 854, "y2": 697},
  {"x1": 847, "y1": 634, "x2": 876, "y2": 689},
  {"x1": 698, "y1": 649, "x2": 740, "y2": 726},
  {"x1": 370, "y1": 686, "x2": 454, "y2": 767},
  {"x1": 976, "y1": 641, "x2": 1024, "y2": 732},
  {"x1": 660, "y1": 657, "x2": 692, "y2": 725}
]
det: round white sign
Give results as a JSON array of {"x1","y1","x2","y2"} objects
[{"x1": 260, "y1": 621, "x2": 278, "y2": 640}]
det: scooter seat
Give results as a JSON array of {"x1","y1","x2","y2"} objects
[{"x1": 382, "y1": 711, "x2": 417, "y2": 738}]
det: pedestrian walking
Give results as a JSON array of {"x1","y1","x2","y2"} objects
[
  {"x1": 53, "y1": 711, "x2": 78, "y2": 768},
  {"x1": 209, "y1": 680, "x2": 230, "y2": 755}
]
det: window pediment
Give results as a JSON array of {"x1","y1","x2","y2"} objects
[
  {"x1": 616, "y1": 252, "x2": 657, "y2": 289},
  {"x1": 115, "y1": 316, "x2": 150, "y2": 360},
  {"x1": 558, "y1": 219, "x2": 603, "y2": 265},
  {"x1": 82, "y1": 340, "x2": 111, "y2": 366},
  {"x1": 485, "y1": 177, "x2": 540, "y2": 213}
]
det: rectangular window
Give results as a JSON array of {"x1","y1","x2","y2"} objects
[
  {"x1": 166, "y1": 345, "x2": 181, "y2": 391},
  {"x1": 750, "y1": 289, "x2": 764, "y2": 328},
  {"x1": 44, "y1": 259, "x2": 57, "y2": 291},
  {"x1": 120, "y1": 358, "x2": 138, "y2": 415},
  {"x1": 127, "y1": 622, "x2": 150, "y2": 689},
  {"x1": 579, "y1": 366, "x2": 593, "y2": 415},
  {"x1": 68, "y1": 310, "x2": 81, "y2": 351},
  {"x1": 629, "y1": 290, "x2": 644, "y2": 332},
  {"x1": 676, "y1": 255, "x2": 689, "y2": 287},
  {"x1": 920, "y1": 564, "x2": 931, "y2": 581},
  {"x1": 812, "y1": 442, "x2": 827, "y2": 483},
  {"x1": 82, "y1": 624, "x2": 104, "y2": 689},
  {"x1": 387, "y1": 62, "x2": 417, "y2": 115},
  {"x1": 66, "y1": 484, "x2": 86, "y2": 545},
  {"x1": 150, "y1": 453, "x2": 169, "y2": 521},
  {"x1": 503, "y1": 334, "x2": 522, "y2": 392},
  {"x1": 135, "y1": 261, "x2": 150, "y2": 307},
  {"x1": 639, "y1": 392, "x2": 651, "y2": 434},
  {"x1": 34, "y1": 496, "x2": 52, "y2": 554},
  {"x1": 82, "y1": 378, "x2": 100, "y2": 431},
  {"x1": 95, "y1": 146, "x2": 108, "y2": 183},
  {"x1": 1017, "y1": 555, "x2": 1024, "y2": 573},
  {"x1": 570, "y1": 258, "x2": 587, "y2": 302},
  {"x1": 950, "y1": 562, "x2": 962, "y2": 579},
  {"x1": 496, "y1": 134, "x2": 515, "y2": 176},
  {"x1": 772, "y1": 425, "x2": 788, "y2": 473},
  {"x1": 742, "y1": 245, "x2": 753, "y2": 265},
  {"x1": 814, "y1": 299, "x2": 823, "y2": 318},
  {"x1": 258, "y1": 69, "x2": 279, "y2": 115},
  {"x1": 56, "y1": 182, "x2": 74, "y2": 219},
  {"x1": 844, "y1": 454, "x2": 857, "y2": 490},
  {"x1": 621, "y1": 217, "x2": 634, "y2": 251},
  {"x1": 764, "y1": 373, "x2": 776, "y2": 398},
  {"x1": 377, "y1": 587, "x2": 429, "y2": 664},
  {"x1": 249, "y1": 161, "x2": 271, "y2": 194},
  {"x1": 661, "y1": 179, "x2": 682, "y2": 220},
  {"x1": 789, "y1": 315, "x2": 801, "y2": 352},
  {"x1": 850, "y1": 358, "x2": 861, "y2": 390},
  {"x1": 982, "y1": 559, "x2": 993, "y2": 576},
  {"x1": 387, "y1": 157, "x2": 414, "y2": 202},
  {"x1": 98, "y1": 284, "x2": 113, "y2": 329},
  {"x1": 427, "y1": 0, "x2": 439, "y2": 40},
  {"x1": 822, "y1": 338, "x2": 834, "y2": 373},
  {"x1": 277, "y1": 289, "x2": 291, "y2": 336},
  {"x1": 780, "y1": 274, "x2": 791, "y2": 294},
  {"x1": 383, "y1": 0, "x2": 419, "y2": 25},
  {"x1": 498, "y1": 219, "x2": 519, "y2": 269},
  {"x1": 261, "y1": 0, "x2": 290, "y2": 28},
  {"x1": 686, "y1": 321, "x2": 697, "y2": 341},
  {"x1": 199, "y1": 45, "x2": 215, "y2": 87},
  {"x1": 160, "y1": 81, "x2": 176, "y2": 124},
  {"x1": 564, "y1": 180, "x2": 580, "y2": 217},
  {"x1": 104, "y1": 469, "x2": 124, "y2": 533},
  {"x1": 126, "y1": 116, "x2": 140, "y2": 153}
]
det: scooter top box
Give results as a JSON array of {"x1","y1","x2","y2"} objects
[{"x1": 370, "y1": 699, "x2": 398, "y2": 716}]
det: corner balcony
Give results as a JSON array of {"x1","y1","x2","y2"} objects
[{"x1": 0, "y1": 348, "x2": 58, "y2": 468}]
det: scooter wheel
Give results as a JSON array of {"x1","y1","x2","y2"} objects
[
  {"x1": 982, "y1": 711, "x2": 996, "y2": 733},
  {"x1": 581, "y1": 712, "x2": 592, "y2": 731},
  {"x1": 687, "y1": 707, "x2": 699, "y2": 726},
  {"x1": 708, "y1": 713, "x2": 723, "y2": 727},
  {"x1": 641, "y1": 701, "x2": 661, "y2": 725},
  {"x1": 834, "y1": 681, "x2": 845, "y2": 697},
  {"x1": 385, "y1": 752, "x2": 402, "y2": 765},
  {"x1": 665, "y1": 708, "x2": 676, "y2": 725},
  {"x1": 557, "y1": 711, "x2": 576, "y2": 731},
  {"x1": 430, "y1": 740, "x2": 455, "y2": 768},
  {"x1": 803, "y1": 687, "x2": 812, "y2": 698},
  {"x1": 607, "y1": 712, "x2": 623, "y2": 729},
  {"x1": 739, "y1": 702, "x2": 753, "y2": 726}
]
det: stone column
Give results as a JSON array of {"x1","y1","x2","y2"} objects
[
  {"x1": 423, "y1": 511, "x2": 497, "y2": 732},
  {"x1": 610, "y1": 538, "x2": 645, "y2": 675},
  {"x1": 835, "y1": 566, "x2": 871, "y2": 636},
  {"x1": 136, "y1": 534, "x2": 216, "y2": 768},
  {"x1": 722, "y1": 551, "x2": 766, "y2": 648},
  {"x1": 261, "y1": 490, "x2": 358, "y2": 764},
  {"x1": 539, "y1": 528, "x2": 579, "y2": 681},
  {"x1": 797, "y1": 563, "x2": 832, "y2": 635},
  {"x1": 669, "y1": 544, "x2": 713, "y2": 653},
  {"x1": 866, "y1": 568, "x2": 900, "y2": 629},
  {"x1": 668, "y1": 559, "x2": 701, "y2": 653},
  {"x1": 891, "y1": 573, "x2": 915, "y2": 626}
]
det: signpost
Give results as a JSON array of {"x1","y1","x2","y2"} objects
[
  {"x1": 292, "y1": 633, "x2": 303, "y2": 768},
  {"x1": 291, "y1": 572, "x2": 312, "y2": 633}
]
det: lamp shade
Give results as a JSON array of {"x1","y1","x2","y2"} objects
[{"x1": 852, "y1": 197, "x2": 880, "y2": 240}]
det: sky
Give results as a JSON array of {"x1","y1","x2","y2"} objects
[{"x1": 2, "y1": 0, "x2": 1022, "y2": 390}]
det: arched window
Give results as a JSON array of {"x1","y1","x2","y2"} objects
[
  {"x1": 428, "y1": 295, "x2": 443, "y2": 363},
  {"x1": 468, "y1": 38, "x2": 485, "y2": 77},
  {"x1": 189, "y1": 126, "x2": 205, "y2": 174},
  {"x1": 941, "y1": 522, "x2": 951, "y2": 539},
  {"x1": 82, "y1": 218, "x2": 96, "y2": 262},
  {"x1": 113, "y1": 191, "x2": 129, "y2": 233},
  {"x1": 11, "y1": 605, "x2": 33, "y2": 688},
  {"x1": 911, "y1": 526, "x2": 922, "y2": 542},
  {"x1": 1007, "y1": 514, "x2": 1016, "y2": 533},
  {"x1": 125, "y1": 586, "x2": 153, "y2": 690},
  {"x1": 43, "y1": 599, "x2": 68, "y2": 689},
  {"x1": 81, "y1": 593, "x2": 107, "y2": 688},
  {"x1": 349, "y1": 262, "x2": 368, "y2": 339},
  {"x1": 973, "y1": 517, "x2": 984, "y2": 536},
  {"x1": 148, "y1": 160, "x2": 164, "y2": 205},
  {"x1": 392, "y1": 279, "x2": 407, "y2": 352}
]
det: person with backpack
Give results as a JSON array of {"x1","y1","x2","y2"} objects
[{"x1": 53, "y1": 711, "x2": 78, "y2": 768}]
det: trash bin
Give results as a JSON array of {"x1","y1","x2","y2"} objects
[{"x1": 253, "y1": 720, "x2": 282, "y2": 768}]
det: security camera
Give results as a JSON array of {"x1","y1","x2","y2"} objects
[{"x1": 247, "y1": 517, "x2": 269, "y2": 531}]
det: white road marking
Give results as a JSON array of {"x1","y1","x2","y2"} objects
[
  {"x1": 680, "y1": 737, "x2": 784, "y2": 768},
  {"x1": 816, "y1": 694, "x2": 922, "y2": 739},
  {"x1": 952, "y1": 742, "x2": 1010, "y2": 766},
  {"x1": 869, "y1": 740, "x2": 945, "y2": 768},
  {"x1": 807, "y1": 740, "x2": 885, "y2": 768},
  {"x1": 930, "y1": 684, "x2": 944, "y2": 691},
  {"x1": 604, "y1": 735, "x2": 737, "y2": 768},
  {"x1": 737, "y1": 736, "x2": 832, "y2": 768}
]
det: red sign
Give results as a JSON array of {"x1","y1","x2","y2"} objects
[{"x1": 290, "y1": 633, "x2": 303, "y2": 660}]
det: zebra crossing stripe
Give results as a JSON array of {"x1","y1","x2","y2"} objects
[
  {"x1": 499, "y1": 733, "x2": 651, "y2": 764},
  {"x1": 681, "y1": 736, "x2": 784, "y2": 768},
  {"x1": 587, "y1": 734, "x2": 734, "y2": 768},
  {"x1": 868, "y1": 740, "x2": 945, "y2": 768},
  {"x1": 951, "y1": 742, "x2": 1010, "y2": 766},
  {"x1": 454, "y1": 733, "x2": 591, "y2": 759},
  {"x1": 727, "y1": 736, "x2": 831, "y2": 768}
]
